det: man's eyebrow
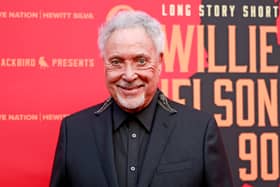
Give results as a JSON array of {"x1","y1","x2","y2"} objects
[
  {"x1": 133, "y1": 54, "x2": 150, "y2": 59},
  {"x1": 107, "y1": 55, "x2": 123, "y2": 60},
  {"x1": 107, "y1": 53, "x2": 150, "y2": 61}
]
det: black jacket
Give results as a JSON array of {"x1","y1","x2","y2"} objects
[{"x1": 50, "y1": 93, "x2": 233, "y2": 187}]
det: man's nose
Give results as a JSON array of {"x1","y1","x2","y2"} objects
[{"x1": 122, "y1": 63, "x2": 137, "y2": 81}]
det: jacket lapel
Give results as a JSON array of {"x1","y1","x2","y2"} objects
[
  {"x1": 137, "y1": 104, "x2": 178, "y2": 187},
  {"x1": 90, "y1": 102, "x2": 119, "y2": 187}
]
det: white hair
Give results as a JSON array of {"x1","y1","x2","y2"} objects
[{"x1": 98, "y1": 10, "x2": 165, "y2": 56}]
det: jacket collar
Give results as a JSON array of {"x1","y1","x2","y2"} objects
[{"x1": 94, "y1": 90, "x2": 177, "y2": 115}]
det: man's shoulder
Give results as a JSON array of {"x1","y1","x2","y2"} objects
[
  {"x1": 167, "y1": 99, "x2": 213, "y2": 121},
  {"x1": 64, "y1": 100, "x2": 110, "y2": 122}
]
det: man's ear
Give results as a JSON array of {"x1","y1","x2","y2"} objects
[
  {"x1": 102, "y1": 56, "x2": 107, "y2": 72},
  {"x1": 159, "y1": 52, "x2": 164, "y2": 62},
  {"x1": 158, "y1": 52, "x2": 164, "y2": 73}
]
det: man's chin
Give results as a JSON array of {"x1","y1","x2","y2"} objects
[{"x1": 116, "y1": 94, "x2": 145, "y2": 111}]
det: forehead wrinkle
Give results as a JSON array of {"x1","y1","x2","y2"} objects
[
  {"x1": 104, "y1": 27, "x2": 157, "y2": 60},
  {"x1": 106, "y1": 45, "x2": 152, "y2": 59},
  {"x1": 106, "y1": 27, "x2": 155, "y2": 47}
]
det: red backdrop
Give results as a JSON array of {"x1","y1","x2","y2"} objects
[{"x1": 0, "y1": 0, "x2": 279, "y2": 186}]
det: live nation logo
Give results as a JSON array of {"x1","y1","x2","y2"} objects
[
  {"x1": 0, "y1": 113, "x2": 69, "y2": 121},
  {"x1": 0, "y1": 56, "x2": 95, "y2": 69}
]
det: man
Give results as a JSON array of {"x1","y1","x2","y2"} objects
[{"x1": 50, "y1": 10, "x2": 233, "y2": 187}]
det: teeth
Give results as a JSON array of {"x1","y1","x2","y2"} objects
[{"x1": 120, "y1": 86, "x2": 140, "y2": 90}]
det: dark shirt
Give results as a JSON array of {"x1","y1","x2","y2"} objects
[{"x1": 112, "y1": 92, "x2": 159, "y2": 187}]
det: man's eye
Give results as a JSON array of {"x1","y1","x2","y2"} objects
[
  {"x1": 137, "y1": 58, "x2": 146, "y2": 65},
  {"x1": 111, "y1": 59, "x2": 121, "y2": 65}
]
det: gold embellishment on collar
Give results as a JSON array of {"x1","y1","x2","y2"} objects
[
  {"x1": 94, "y1": 97, "x2": 113, "y2": 114},
  {"x1": 158, "y1": 93, "x2": 177, "y2": 113}
]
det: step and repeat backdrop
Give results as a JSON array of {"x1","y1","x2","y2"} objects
[{"x1": 0, "y1": 0, "x2": 279, "y2": 187}]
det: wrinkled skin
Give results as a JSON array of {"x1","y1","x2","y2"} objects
[{"x1": 103, "y1": 27, "x2": 163, "y2": 113}]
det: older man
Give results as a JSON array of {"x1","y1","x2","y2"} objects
[{"x1": 50, "y1": 10, "x2": 233, "y2": 187}]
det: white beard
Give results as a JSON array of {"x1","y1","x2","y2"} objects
[{"x1": 116, "y1": 92, "x2": 145, "y2": 110}]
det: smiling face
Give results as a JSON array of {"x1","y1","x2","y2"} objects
[{"x1": 103, "y1": 27, "x2": 162, "y2": 113}]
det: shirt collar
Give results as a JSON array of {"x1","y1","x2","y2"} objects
[{"x1": 113, "y1": 90, "x2": 159, "y2": 132}]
